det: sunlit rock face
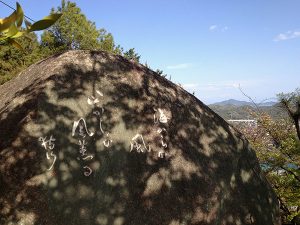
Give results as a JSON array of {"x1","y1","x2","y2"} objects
[{"x1": 0, "y1": 51, "x2": 280, "y2": 225}]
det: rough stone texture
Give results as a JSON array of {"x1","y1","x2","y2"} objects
[{"x1": 0, "y1": 50, "x2": 280, "y2": 225}]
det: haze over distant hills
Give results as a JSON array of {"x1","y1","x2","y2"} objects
[
  {"x1": 209, "y1": 99, "x2": 286, "y2": 120},
  {"x1": 211, "y1": 99, "x2": 277, "y2": 107}
]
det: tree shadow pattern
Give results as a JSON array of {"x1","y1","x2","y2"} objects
[{"x1": 0, "y1": 50, "x2": 280, "y2": 225}]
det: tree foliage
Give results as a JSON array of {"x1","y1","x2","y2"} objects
[
  {"x1": 210, "y1": 104, "x2": 287, "y2": 121},
  {"x1": 0, "y1": 1, "x2": 61, "y2": 84},
  {"x1": 0, "y1": 2, "x2": 61, "y2": 49},
  {"x1": 278, "y1": 88, "x2": 300, "y2": 140},
  {"x1": 40, "y1": 0, "x2": 118, "y2": 54},
  {"x1": 0, "y1": 32, "x2": 41, "y2": 84},
  {"x1": 123, "y1": 48, "x2": 141, "y2": 62},
  {"x1": 1, "y1": 0, "x2": 142, "y2": 85},
  {"x1": 237, "y1": 88, "x2": 300, "y2": 223}
]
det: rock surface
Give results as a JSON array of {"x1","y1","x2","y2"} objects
[{"x1": 0, "y1": 50, "x2": 280, "y2": 225}]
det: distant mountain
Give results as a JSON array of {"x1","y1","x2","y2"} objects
[
  {"x1": 211, "y1": 99, "x2": 277, "y2": 107},
  {"x1": 208, "y1": 100, "x2": 286, "y2": 120},
  {"x1": 258, "y1": 101, "x2": 278, "y2": 107},
  {"x1": 211, "y1": 99, "x2": 253, "y2": 106}
]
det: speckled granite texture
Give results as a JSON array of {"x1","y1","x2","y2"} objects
[{"x1": 0, "y1": 50, "x2": 281, "y2": 225}]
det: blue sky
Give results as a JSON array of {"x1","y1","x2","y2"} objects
[{"x1": 2, "y1": 0, "x2": 300, "y2": 104}]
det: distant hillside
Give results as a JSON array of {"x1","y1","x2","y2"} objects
[
  {"x1": 212, "y1": 99, "x2": 277, "y2": 107},
  {"x1": 209, "y1": 100, "x2": 287, "y2": 120}
]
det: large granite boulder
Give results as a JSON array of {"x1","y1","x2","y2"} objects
[{"x1": 0, "y1": 51, "x2": 280, "y2": 225}]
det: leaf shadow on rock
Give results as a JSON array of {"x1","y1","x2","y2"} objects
[{"x1": 0, "y1": 50, "x2": 280, "y2": 225}]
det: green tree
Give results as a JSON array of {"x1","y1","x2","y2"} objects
[
  {"x1": 237, "y1": 89, "x2": 300, "y2": 223},
  {"x1": 0, "y1": 2, "x2": 61, "y2": 50},
  {"x1": 0, "y1": 32, "x2": 41, "y2": 84},
  {"x1": 123, "y1": 48, "x2": 141, "y2": 62},
  {"x1": 40, "y1": 0, "x2": 117, "y2": 54},
  {"x1": 98, "y1": 29, "x2": 115, "y2": 52},
  {"x1": 278, "y1": 88, "x2": 300, "y2": 140},
  {"x1": 0, "y1": 1, "x2": 61, "y2": 84},
  {"x1": 1, "y1": 0, "x2": 143, "y2": 85}
]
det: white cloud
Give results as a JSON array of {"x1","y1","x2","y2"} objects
[
  {"x1": 222, "y1": 26, "x2": 229, "y2": 32},
  {"x1": 181, "y1": 79, "x2": 275, "y2": 104},
  {"x1": 182, "y1": 83, "x2": 199, "y2": 88},
  {"x1": 209, "y1": 25, "x2": 229, "y2": 32},
  {"x1": 166, "y1": 63, "x2": 191, "y2": 70},
  {"x1": 209, "y1": 25, "x2": 218, "y2": 31},
  {"x1": 183, "y1": 82, "x2": 235, "y2": 89},
  {"x1": 182, "y1": 79, "x2": 262, "y2": 92},
  {"x1": 198, "y1": 83, "x2": 238, "y2": 91},
  {"x1": 274, "y1": 30, "x2": 300, "y2": 41}
]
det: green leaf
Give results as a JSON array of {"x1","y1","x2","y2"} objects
[
  {"x1": 0, "y1": 25, "x2": 24, "y2": 41},
  {"x1": 28, "y1": 13, "x2": 62, "y2": 32},
  {"x1": 11, "y1": 31, "x2": 24, "y2": 39},
  {"x1": 24, "y1": 19, "x2": 32, "y2": 30},
  {"x1": 0, "y1": 2, "x2": 24, "y2": 32},
  {"x1": 0, "y1": 9, "x2": 17, "y2": 32},
  {"x1": 0, "y1": 24, "x2": 19, "y2": 40},
  {"x1": 15, "y1": 2, "x2": 24, "y2": 28}
]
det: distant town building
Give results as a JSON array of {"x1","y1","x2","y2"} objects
[{"x1": 227, "y1": 119, "x2": 257, "y2": 127}]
